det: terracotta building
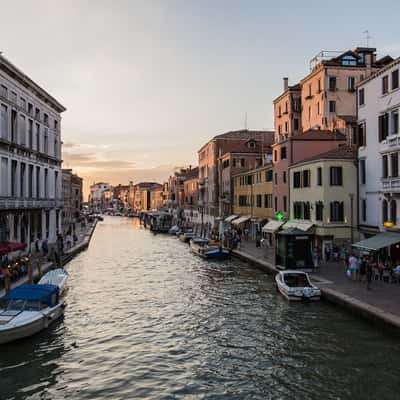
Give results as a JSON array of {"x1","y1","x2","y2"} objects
[{"x1": 198, "y1": 129, "x2": 274, "y2": 228}]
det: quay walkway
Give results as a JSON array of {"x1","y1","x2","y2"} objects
[
  {"x1": 0, "y1": 220, "x2": 97, "y2": 298},
  {"x1": 233, "y1": 240, "x2": 400, "y2": 335}
]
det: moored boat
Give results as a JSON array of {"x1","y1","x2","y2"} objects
[
  {"x1": 38, "y1": 269, "x2": 69, "y2": 295},
  {"x1": 0, "y1": 284, "x2": 65, "y2": 344},
  {"x1": 275, "y1": 270, "x2": 321, "y2": 301},
  {"x1": 190, "y1": 238, "x2": 230, "y2": 260},
  {"x1": 179, "y1": 231, "x2": 196, "y2": 243}
]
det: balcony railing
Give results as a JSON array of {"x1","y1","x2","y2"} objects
[
  {"x1": 382, "y1": 134, "x2": 400, "y2": 151},
  {"x1": 382, "y1": 177, "x2": 400, "y2": 192},
  {"x1": 0, "y1": 198, "x2": 62, "y2": 209}
]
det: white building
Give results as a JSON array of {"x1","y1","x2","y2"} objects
[
  {"x1": 89, "y1": 182, "x2": 110, "y2": 211},
  {"x1": 0, "y1": 54, "x2": 66, "y2": 250},
  {"x1": 358, "y1": 57, "x2": 400, "y2": 243}
]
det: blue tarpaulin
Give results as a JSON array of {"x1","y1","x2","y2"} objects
[{"x1": 1, "y1": 284, "x2": 59, "y2": 307}]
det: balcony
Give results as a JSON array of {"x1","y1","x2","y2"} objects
[
  {"x1": 381, "y1": 177, "x2": 400, "y2": 192},
  {"x1": 0, "y1": 198, "x2": 61, "y2": 209},
  {"x1": 381, "y1": 134, "x2": 400, "y2": 153}
]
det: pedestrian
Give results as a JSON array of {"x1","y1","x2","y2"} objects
[
  {"x1": 35, "y1": 238, "x2": 40, "y2": 253},
  {"x1": 312, "y1": 247, "x2": 320, "y2": 272},
  {"x1": 41, "y1": 239, "x2": 48, "y2": 259},
  {"x1": 244, "y1": 227, "x2": 249, "y2": 241},
  {"x1": 366, "y1": 258, "x2": 373, "y2": 290},
  {"x1": 348, "y1": 253, "x2": 358, "y2": 281},
  {"x1": 325, "y1": 246, "x2": 330, "y2": 262}
]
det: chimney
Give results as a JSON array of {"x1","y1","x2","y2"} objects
[{"x1": 283, "y1": 77, "x2": 289, "y2": 91}]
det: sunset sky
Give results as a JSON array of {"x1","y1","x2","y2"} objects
[{"x1": 1, "y1": 0, "x2": 399, "y2": 198}]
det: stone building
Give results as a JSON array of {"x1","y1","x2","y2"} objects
[
  {"x1": 0, "y1": 54, "x2": 66, "y2": 250},
  {"x1": 89, "y1": 182, "x2": 110, "y2": 212},
  {"x1": 357, "y1": 57, "x2": 400, "y2": 257},
  {"x1": 62, "y1": 169, "x2": 83, "y2": 233}
]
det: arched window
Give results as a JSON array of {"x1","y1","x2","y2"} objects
[
  {"x1": 382, "y1": 199, "x2": 388, "y2": 222},
  {"x1": 391, "y1": 200, "x2": 397, "y2": 225}
]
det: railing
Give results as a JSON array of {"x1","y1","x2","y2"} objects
[
  {"x1": 0, "y1": 198, "x2": 60, "y2": 209},
  {"x1": 382, "y1": 135, "x2": 400, "y2": 151},
  {"x1": 381, "y1": 177, "x2": 400, "y2": 191}
]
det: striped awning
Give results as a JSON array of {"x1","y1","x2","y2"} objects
[
  {"x1": 224, "y1": 215, "x2": 238, "y2": 223},
  {"x1": 262, "y1": 220, "x2": 285, "y2": 233},
  {"x1": 352, "y1": 232, "x2": 400, "y2": 251},
  {"x1": 282, "y1": 221, "x2": 314, "y2": 232},
  {"x1": 232, "y1": 215, "x2": 251, "y2": 226}
]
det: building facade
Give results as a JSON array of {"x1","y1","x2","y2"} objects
[
  {"x1": 289, "y1": 145, "x2": 357, "y2": 257},
  {"x1": 89, "y1": 182, "x2": 110, "y2": 212},
  {"x1": 358, "y1": 57, "x2": 400, "y2": 242},
  {"x1": 0, "y1": 55, "x2": 66, "y2": 249},
  {"x1": 62, "y1": 169, "x2": 83, "y2": 233},
  {"x1": 232, "y1": 164, "x2": 274, "y2": 237},
  {"x1": 198, "y1": 130, "x2": 274, "y2": 227}
]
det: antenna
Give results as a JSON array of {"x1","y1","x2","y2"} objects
[{"x1": 363, "y1": 30, "x2": 372, "y2": 47}]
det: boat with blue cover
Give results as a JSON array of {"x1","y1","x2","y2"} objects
[
  {"x1": 189, "y1": 238, "x2": 230, "y2": 260},
  {"x1": 0, "y1": 283, "x2": 66, "y2": 344}
]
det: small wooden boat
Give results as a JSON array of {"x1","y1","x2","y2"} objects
[
  {"x1": 275, "y1": 270, "x2": 321, "y2": 301},
  {"x1": 0, "y1": 284, "x2": 66, "y2": 344},
  {"x1": 190, "y1": 238, "x2": 230, "y2": 260}
]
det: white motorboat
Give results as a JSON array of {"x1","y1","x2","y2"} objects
[
  {"x1": 0, "y1": 284, "x2": 66, "y2": 344},
  {"x1": 190, "y1": 238, "x2": 230, "y2": 260},
  {"x1": 275, "y1": 270, "x2": 321, "y2": 301},
  {"x1": 38, "y1": 269, "x2": 69, "y2": 295}
]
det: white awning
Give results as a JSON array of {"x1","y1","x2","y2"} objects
[
  {"x1": 224, "y1": 215, "x2": 238, "y2": 223},
  {"x1": 283, "y1": 221, "x2": 314, "y2": 232},
  {"x1": 352, "y1": 231, "x2": 400, "y2": 251},
  {"x1": 232, "y1": 215, "x2": 251, "y2": 225},
  {"x1": 262, "y1": 220, "x2": 285, "y2": 233}
]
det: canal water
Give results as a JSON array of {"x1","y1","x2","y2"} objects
[{"x1": 1, "y1": 217, "x2": 400, "y2": 400}]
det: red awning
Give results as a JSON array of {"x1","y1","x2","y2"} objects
[{"x1": 0, "y1": 242, "x2": 27, "y2": 256}]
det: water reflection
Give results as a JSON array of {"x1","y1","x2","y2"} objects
[{"x1": 0, "y1": 217, "x2": 400, "y2": 400}]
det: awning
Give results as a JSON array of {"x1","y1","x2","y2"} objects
[
  {"x1": 0, "y1": 242, "x2": 27, "y2": 256},
  {"x1": 262, "y1": 220, "x2": 285, "y2": 233},
  {"x1": 282, "y1": 221, "x2": 314, "y2": 232},
  {"x1": 352, "y1": 231, "x2": 400, "y2": 251},
  {"x1": 224, "y1": 215, "x2": 238, "y2": 223},
  {"x1": 232, "y1": 215, "x2": 251, "y2": 226}
]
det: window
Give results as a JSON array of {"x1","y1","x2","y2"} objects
[
  {"x1": 0, "y1": 104, "x2": 8, "y2": 139},
  {"x1": 392, "y1": 70, "x2": 399, "y2": 90},
  {"x1": 278, "y1": 125, "x2": 282, "y2": 134},
  {"x1": 317, "y1": 102, "x2": 320, "y2": 115},
  {"x1": 329, "y1": 100, "x2": 336, "y2": 113},
  {"x1": 294, "y1": 118, "x2": 299, "y2": 131},
  {"x1": 308, "y1": 106, "x2": 311, "y2": 120},
  {"x1": 283, "y1": 196, "x2": 287, "y2": 212},
  {"x1": 0, "y1": 85, "x2": 7, "y2": 98},
  {"x1": 382, "y1": 155, "x2": 389, "y2": 178},
  {"x1": 362, "y1": 199, "x2": 367, "y2": 222},
  {"x1": 278, "y1": 105, "x2": 282, "y2": 116},
  {"x1": 382, "y1": 75, "x2": 389, "y2": 95},
  {"x1": 265, "y1": 170, "x2": 273, "y2": 182},
  {"x1": 284, "y1": 101, "x2": 288, "y2": 113},
  {"x1": 43, "y1": 113, "x2": 49, "y2": 126},
  {"x1": 308, "y1": 84, "x2": 312, "y2": 97},
  {"x1": 379, "y1": 113, "x2": 389, "y2": 142},
  {"x1": 19, "y1": 97, "x2": 26, "y2": 110},
  {"x1": 348, "y1": 76, "x2": 356, "y2": 91},
  {"x1": 274, "y1": 172, "x2": 278, "y2": 185},
  {"x1": 54, "y1": 119, "x2": 58, "y2": 130},
  {"x1": 28, "y1": 120, "x2": 33, "y2": 149},
  {"x1": 10, "y1": 91, "x2": 17, "y2": 103},
  {"x1": 283, "y1": 171, "x2": 286, "y2": 184},
  {"x1": 19, "y1": 114, "x2": 26, "y2": 145},
  {"x1": 330, "y1": 201, "x2": 344, "y2": 222},
  {"x1": 342, "y1": 55, "x2": 357, "y2": 66},
  {"x1": 330, "y1": 167, "x2": 343, "y2": 186},
  {"x1": 360, "y1": 159, "x2": 366, "y2": 184},
  {"x1": 391, "y1": 200, "x2": 397, "y2": 225},
  {"x1": 35, "y1": 108, "x2": 40, "y2": 120},
  {"x1": 359, "y1": 88, "x2": 365, "y2": 106},
  {"x1": 285, "y1": 121, "x2": 288, "y2": 132},
  {"x1": 274, "y1": 196, "x2": 278, "y2": 212},
  {"x1": 317, "y1": 167, "x2": 322, "y2": 186},
  {"x1": 28, "y1": 103, "x2": 33, "y2": 116},
  {"x1": 358, "y1": 122, "x2": 366, "y2": 146},
  {"x1": 329, "y1": 76, "x2": 337, "y2": 91},
  {"x1": 382, "y1": 199, "x2": 388, "y2": 222},
  {"x1": 293, "y1": 202, "x2": 302, "y2": 219},
  {"x1": 303, "y1": 202, "x2": 311, "y2": 220},
  {"x1": 392, "y1": 110, "x2": 399, "y2": 135},
  {"x1": 281, "y1": 147, "x2": 287, "y2": 160},
  {"x1": 391, "y1": 153, "x2": 399, "y2": 177},
  {"x1": 293, "y1": 171, "x2": 301, "y2": 188},
  {"x1": 317, "y1": 79, "x2": 321, "y2": 93},
  {"x1": 239, "y1": 195, "x2": 247, "y2": 206},
  {"x1": 264, "y1": 194, "x2": 272, "y2": 208},
  {"x1": 274, "y1": 150, "x2": 277, "y2": 162},
  {"x1": 256, "y1": 194, "x2": 262, "y2": 208},
  {"x1": 35, "y1": 123, "x2": 40, "y2": 151},
  {"x1": 303, "y1": 170, "x2": 310, "y2": 187},
  {"x1": 11, "y1": 110, "x2": 17, "y2": 142},
  {"x1": 316, "y1": 201, "x2": 324, "y2": 221}
]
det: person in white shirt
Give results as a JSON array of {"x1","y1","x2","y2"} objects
[{"x1": 348, "y1": 254, "x2": 359, "y2": 281}]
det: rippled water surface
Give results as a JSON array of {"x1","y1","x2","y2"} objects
[{"x1": 1, "y1": 217, "x2": 400, "y2": 400}]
